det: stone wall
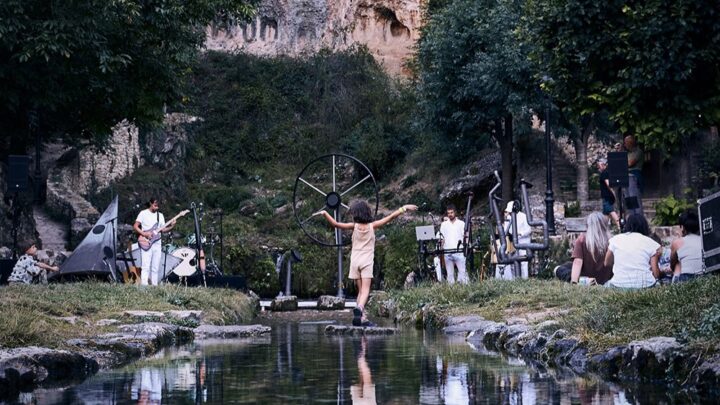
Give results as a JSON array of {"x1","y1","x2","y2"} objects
[
  {"x1": 45, "y1": 120, "x2": 143, "y2": 244},
  {"x1": 205, "y1": 0, "x2": 423, "y2": 75}
]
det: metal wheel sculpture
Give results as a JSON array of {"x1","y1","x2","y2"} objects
[{"x1": 293, "y1": 154, "x2": 379, "y2": 247}]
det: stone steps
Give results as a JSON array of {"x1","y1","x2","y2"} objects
[{"x1": 33, "y1": 206, "x2": 68, "y2": 251}]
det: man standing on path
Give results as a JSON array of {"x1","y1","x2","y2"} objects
[{"x1": 439, "y1": 204, "x2": 468, "y2": 284}]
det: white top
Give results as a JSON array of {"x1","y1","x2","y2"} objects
[
  {"x1": 504, "y1": 212, "x2": 531, "y2": 244},
  {"x1": 135, "y1": 209, "x2": 165, "y2": 232},
  {"x1": 607, "y1": 232, "x2": 660, "y2": 288},
  {"x1": 678, "y1": 234, "x2": 703, "y2": 275},
  {"x1": 440, "y1": 219, "x2": 465, "y2": 250}
]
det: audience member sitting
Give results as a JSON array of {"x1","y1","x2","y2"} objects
[
  {"x1": 7, "y1": 240, "x2": 59, "y2": 285},
  {"x1": 604, "y1": 214, "x2": 661, "y2": 289},
  {"x1": 554, "y1": 212, "x2": 613, "y2": 285},
  {"x1": 670, "y1": 209, "x2": 703, "y2": 283}
]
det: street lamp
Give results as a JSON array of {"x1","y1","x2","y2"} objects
[{"x1": 542, "y1": 76, "x2": 556, "y2": 235}]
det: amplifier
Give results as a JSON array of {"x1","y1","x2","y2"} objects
[{"x1": 699, "y1": 190, "x2": 720, "y2": 272}]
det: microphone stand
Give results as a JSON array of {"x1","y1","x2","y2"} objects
[{"x1": 191, "y1": 202, "x2": 206, "y2": 287}]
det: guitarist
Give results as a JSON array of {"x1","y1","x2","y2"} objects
[{"x1": 134, "y1": 198, "x2": 175, "y2": 285}]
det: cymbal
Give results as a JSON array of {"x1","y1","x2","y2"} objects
[{"x1": 171, "y1": 231, "x2": 186, "y2": 239}]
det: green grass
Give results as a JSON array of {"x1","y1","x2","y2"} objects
[
  {"x1": 0, "y1": 282, "x2": 256, "y2": 349},
  {"x1": 386, "y1": 277, "x2": 720, "y2": 352}
]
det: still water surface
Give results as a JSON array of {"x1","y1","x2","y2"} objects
[{"x1": 22, "y1": 320, "x2": 684, "y2": 404}]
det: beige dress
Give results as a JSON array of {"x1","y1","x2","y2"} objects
[{"x1": 349, "y1": 223, "x2": 375, "y2": 279}]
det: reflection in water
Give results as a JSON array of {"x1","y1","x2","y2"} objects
[
  {"x1": 351, "y1": 336, "x2": 376, "y2": 405},
  {"x1": 19, "y1": 322, "x2": 703, "y2": 404}
]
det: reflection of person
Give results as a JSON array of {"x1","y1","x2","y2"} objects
[
  {"x1": 132, "y1": 368, "x2": 163, "y2": 405},
  {"x1": 623, "y1": 134, "x2": 644, "y2": 215},
  {"x1": 7, "y1": 240, "x2": 59, "y2": 285},
  {"x1": 670, "y1": 209, "x2": 703, "y2": 282},
  {"x1": 496, "y1": 201, "x2": 531, "y2": 279},
  {"x1": 134, "y1": 198, "x2": 175, "y2": 285},
  {"x1": 439, "y1": 205, "x2": 468, "y2": 284},
  {"x1": 351, "y1": 336, "x2": 376, "y2": 405},
  {"x1": 604, "y1": 214, "x2": 661, "y2": 288},
  {"x1": 317, "y1": 201, "x2": 418, "y2": 326},
  {"x1": 597, "y1": 158, "x2": 620, "y2": 229},
  {"x1": 553, "y1": 212, "x2": 613, "y2": 285}
]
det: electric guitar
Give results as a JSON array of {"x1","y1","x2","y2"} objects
[{"x1": 138, "y1": 210, "x2": 189, "y2": 251}]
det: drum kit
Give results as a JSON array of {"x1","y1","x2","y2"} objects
[{"x1": 164, "y1": 231, "x2": 222, "y2": 278}]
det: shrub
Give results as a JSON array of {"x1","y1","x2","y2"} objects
[{"x1": 653, "y1": 195, "x2": 694, "y2": 226}]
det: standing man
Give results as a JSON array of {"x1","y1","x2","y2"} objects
[
  {"x1": 439, "y1": 204, "x2": 468, "y2": 284},
  {"x1": 134, "y1": 198, "x2": 175, "y2": 286},
  {"x1": 624, "y1": 134, "x2": 644, "y2": 215},
  {"x1": 597, "y1": 158, "x2": 620, "y2": 229}
]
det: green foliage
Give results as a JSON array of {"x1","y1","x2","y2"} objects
[
  {"x1": 564, "y1": 201, "x2": 581, "y2": 218},
  {"x1": 524, "y1": 0, "x2": 720, "y2": 150},
  {"x1": 183, "y1": 49, "x2": 417, "y2": 181},
  {"x1": 376, "y1": 223, "x2": 420, "y2": 289},
  {"x1": 204, "y1": 186, "x2": 253, "y2": 212},
  {"x1": 416, "y1": 0, "x2": 538, "y2": 155},
  {"x1": 653, "y1": 195, "x2": 694, "y2": 226},
  {"x1": 0, "y1": 0, "x2": 259, "y2": 154},
  {"x1": 226, "y1": 245, "x2": 279, "y2": 297}
]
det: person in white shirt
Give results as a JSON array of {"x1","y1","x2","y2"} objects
[
  {"x1": 496, "y1": 200, "x2": 532, "y2": 279},
  {"x1": 134, "y1": 198, "x2": 175, "y2": 286},
  {"x1": 604, "y1": 213, "x2": 661, "y2": 289},
  {"x1": 439, "y1": 205, "x2": 468, "y2": 284}
]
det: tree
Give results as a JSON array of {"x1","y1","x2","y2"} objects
[
  {"x1": 524, "y1": 0, "x2": 720, "y2": 152},
  {"x1": 416, "y1": 0, "x2": 539, "y2": 203},
  {"x1": 0, "y1": 0, "x2": 259, "y2": 155}
]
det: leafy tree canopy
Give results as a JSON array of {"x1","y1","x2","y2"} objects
[
  {"x1": 525, "y1": 0, "x2": 720, "y2": 150},
  {"x1": 0, "y1": 0, "x2": 258, "y2": 154},
  {"x1": 416, "y1": 0, "x2": 539, "y2": 160}
]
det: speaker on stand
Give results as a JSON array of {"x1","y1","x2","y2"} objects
[
  {"x1": 5, "y1": 155, "x2": 31, "y2": 259},
  {"x1": 607, "y1": 152, "x2": 629, "y2": 226}
]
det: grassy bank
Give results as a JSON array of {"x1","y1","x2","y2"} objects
[
  {"x1": 0, "y1": 283, "x2": 256, "y2": 349},
  {"x1": 385, "y1": 276, "x2": 720, "y2": 352}
]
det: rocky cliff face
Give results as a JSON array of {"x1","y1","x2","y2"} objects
[{"x1": 206, "y1": 0, "x2": 423, "y2": 75}]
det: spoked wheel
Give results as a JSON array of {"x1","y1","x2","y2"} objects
[{"x1": 293, "y1": 154, "x2": 379, "y2": 247}]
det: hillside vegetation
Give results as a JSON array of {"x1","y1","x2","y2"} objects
[{"x1": 109, "y1": 49, "x2": 474, "y2": 297}]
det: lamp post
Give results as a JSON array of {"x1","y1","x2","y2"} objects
[{"x1": 542, "y1": 78, "x2": 556, "y2": 235}]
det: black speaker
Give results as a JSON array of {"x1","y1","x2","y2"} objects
[
  {"x1": 0, "y1": 258, "x2": 16, "y2": 285},
  {"x1": 607, "y1": 152, "x2": 629, "y2": 188},
  {"x1": 6, "y1": 155, "x2": 30, "y2": 192},
  {"x1": 699, "y1": 190, "x2": 720, "y2": 273}
]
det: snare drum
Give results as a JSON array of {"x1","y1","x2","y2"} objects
[{"x1": 171, "y1": 247, "x2": 197, "y2": 276}]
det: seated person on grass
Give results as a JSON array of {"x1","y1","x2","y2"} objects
[
  {"x1": 670, "y1": 209, "x2": 703, "y2": 283},
  {"x1": 604, "y1": 213, "x2": 661, "y2": 289},
  {"x1": 554, "y1": 212, "x2": 613, "y2": 285},
  {"x1": 7, "y1": 240, "x2": 59, "y2": 285}
]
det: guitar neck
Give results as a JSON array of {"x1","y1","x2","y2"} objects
[{"x1": 155, "y1": 210, "x2": 189, "y2": 233}]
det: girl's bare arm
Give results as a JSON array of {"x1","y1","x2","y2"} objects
[
  {"x1": 372, "y1": 204, "x2": 418, "y2": 228},
  {"x1": 316, "y1": 210, "x2": 355, "y2": 230}
]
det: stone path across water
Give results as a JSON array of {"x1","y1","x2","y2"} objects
[{"x1": 33, "y1": 206, "x2": 67, "y2": 251}]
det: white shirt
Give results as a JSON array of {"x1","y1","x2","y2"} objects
[
  {"x1": 440, "y1": 219, "x2": 465, "y2": 250},
  {"x1": 607, "y1": 232, "x2": 660, "y2": 288},
  {"x1": 504, "y1": 212, "x2": 531, "y2": 244},
  {"x1": 135, "y1": 209, "x2": 165, "y2": 232}
]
